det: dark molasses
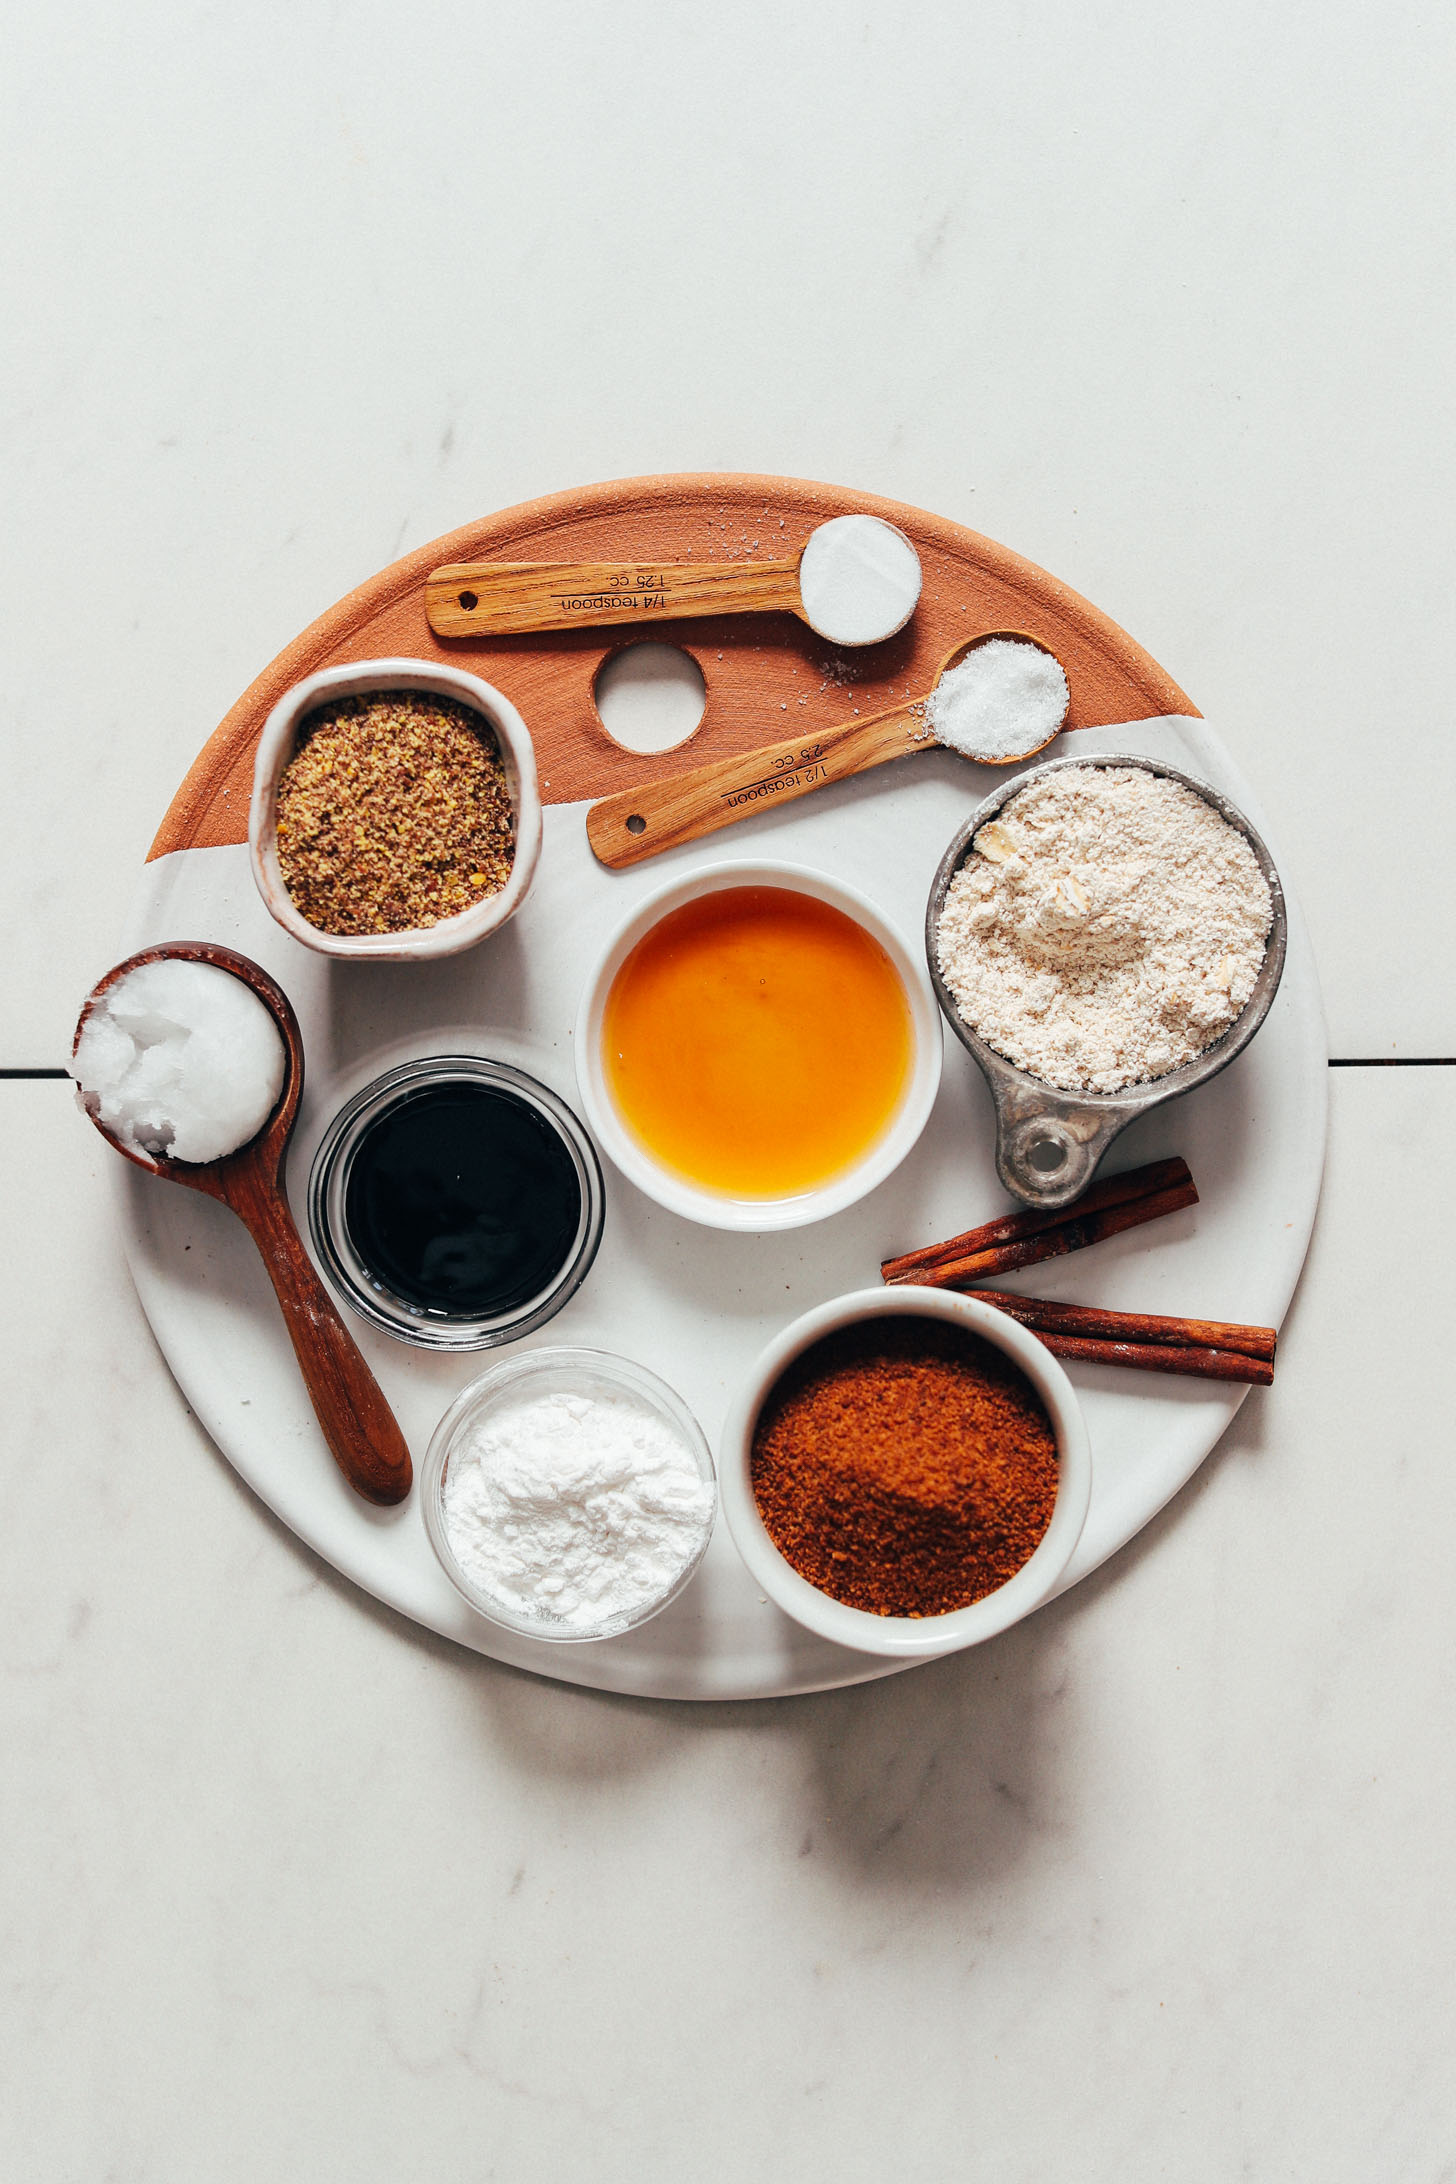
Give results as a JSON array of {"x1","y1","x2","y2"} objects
[{"x1": 343, "y1": 1081, "x2": 582, "y2": 1319}]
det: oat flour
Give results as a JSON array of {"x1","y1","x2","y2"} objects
[{"x1": 935, "y1": 765, "x2": 1272, "y2": 1093}]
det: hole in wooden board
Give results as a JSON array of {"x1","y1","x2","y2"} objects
[
  {"x1": 625, "y1": 814, "x2": 647, "y2": 835},
  {"x1": 457, "y1": 590, "x2": 478, "y2": 612},
  {"x1": 594, "y1": 643, "x2": 707, "y2": 754}
]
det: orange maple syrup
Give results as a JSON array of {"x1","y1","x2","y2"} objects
[{"x1": 602, "y1": 886, "x2": 912, "y2": 1198}]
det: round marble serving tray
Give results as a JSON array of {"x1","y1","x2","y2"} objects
[{"x1": 119, "y1": 473, "x2": 1327, "y2": 1700}]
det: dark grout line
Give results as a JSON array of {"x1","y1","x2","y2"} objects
[
  {"x1": 2, "y1": 1057, "x2": 1456, "y2": 1074},
  {"x1": 3, "y1": 1060, "x2": 1454, "y2": 1079}
]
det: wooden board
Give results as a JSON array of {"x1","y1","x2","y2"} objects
[
  {"x1": 118, "y1": 472, "x2": 1324, "y2": 1704},
  {"x1": 149, "y1": 472, "x2": 1195, "y2": 859}
]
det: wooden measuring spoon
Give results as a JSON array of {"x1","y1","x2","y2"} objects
[
  {"x1": 585, "y1": 631, "x2": 1067, "y2": 871},
  {"x1": 425, "y1": 514, "x2": 921, "y2": 645},
  {"x1": 73, "y1": 943, "x2": 413, "y2": 1507}
]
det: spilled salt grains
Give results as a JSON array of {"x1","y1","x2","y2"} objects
[
  {"x1": 927, "y1": 638, "x2": 1069, "y2": 761},
  {"x1": 73, "y1": 959, "x2": 285, "y2": 1163},
  {"x1": 275, "y1": 691, "x2": 514, "y2": 935},
  {"x1": 751, "y1": 1318, "x2": 1058, "y2": 1618}
]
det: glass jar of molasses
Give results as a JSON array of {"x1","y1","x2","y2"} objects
[{"x1": 308, "y1": 1055, "x2": 605, "y2": 1350}]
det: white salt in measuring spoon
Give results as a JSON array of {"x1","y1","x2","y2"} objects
[
  {"x1": 585, "y1": 631, "x2": 1068, "y2": 870},
  {"x1": 425, "y1": 513, "x2": 923, "y2": 647}
]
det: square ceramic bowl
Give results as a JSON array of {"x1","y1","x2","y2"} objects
[
  {"x1": 248, "y1": 657, "x2": 543, "y2": 961},
  {"x1": 573, "y1": 859, "x2": 943, "y2": 1232},
  {"x1": 717, "y1": 1285, "x2": 1091, "y2": 1659}
]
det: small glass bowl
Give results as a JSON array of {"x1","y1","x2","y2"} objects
[
  {"x1": 308, "y1": 1055, "x2": 605, "y2": 1351},
  {"x1": 422, "y1": 1348, "x2": 718, "y2": 1643}
]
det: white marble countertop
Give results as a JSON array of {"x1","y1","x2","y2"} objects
[{"x1": 3, "y1": 6, "x2": 1453, "y2": 2177}]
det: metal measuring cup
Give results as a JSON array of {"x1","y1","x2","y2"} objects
[{"x1": 924, "y1": 753, "x2": 1289, "y2": 1210}]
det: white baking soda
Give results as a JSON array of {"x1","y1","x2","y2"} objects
[
  {"x1": 74, "y1": 959, "x2": 285, "y2": 1163},
  {"x1": 797, "y1": 515, "x2": 922, "y2": 645},
  {"x1": 442, "y1": 1384, "x2": 715, "y2": 1631}
]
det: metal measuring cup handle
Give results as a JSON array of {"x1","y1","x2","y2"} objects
[{"x1": 923, "y1": 753, "x2": 1289, "y2": 1212}]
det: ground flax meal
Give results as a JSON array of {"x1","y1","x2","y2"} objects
[
  {"x1": 275, "y1": 691, "x2": 515, "y2": 935},
  {"x1": 750, "y1": 1318, "x2": 1059, "y2": 1617}
]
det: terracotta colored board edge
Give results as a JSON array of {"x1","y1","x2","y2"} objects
[{"x1": 148, "y1": 473, "x2": 1199, "y2": 861}]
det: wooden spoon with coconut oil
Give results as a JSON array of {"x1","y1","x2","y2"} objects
[
  {"x1": 73, "y1": 942, "x2": 412, "y2": 1507},
  {"x1": 584, "y1": 631, "x2": 1067, "y2": 870}
]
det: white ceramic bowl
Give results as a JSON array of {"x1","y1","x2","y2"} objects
[
  {"x1": 248, "y1": 657, "x2": 543, "y2": 961},
  {"x1": 718, "y1": 1286, "x2": 1091, "y2": 1658},
  {"x1": 573, "y1": 859, "x2": 943, "y2": 1232}
]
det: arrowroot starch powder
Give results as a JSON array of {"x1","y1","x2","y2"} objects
[{"x1": 441, "y1": 1380, "x2": 715, "y2": 1632}]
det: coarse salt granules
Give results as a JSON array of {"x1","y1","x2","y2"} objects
[
  {"x1": 927, "y1": 638, "x2": 1069, "y2": 761},
  {"x1": 935, "y1": 765, "x2": 1272, "y2": 1093}
]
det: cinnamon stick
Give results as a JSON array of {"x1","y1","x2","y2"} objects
[
  {"x1": 957, "y1": 1289, "x2": 1276, "y2": 1384},
  {"x1": 881, "y1": 1157, "x2": 1198, "y2": 1290},
  {"x1": 959, "y1": 1289, "x2": 1275, "y2": 1362},
  {"x1": 1014, "y1": 1331, "x2": 1270, "y2": 1385}
]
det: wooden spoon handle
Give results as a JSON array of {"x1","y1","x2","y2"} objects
[
  {"x1": 425, "y1": 556, "x2": 803, "y2": 637},
  {"x1": 224, "y1": 1177, "x2": 413, "y2": 1507},
  {"x1": 585, "y1": 698, "x2": 931, "y2": 869}
]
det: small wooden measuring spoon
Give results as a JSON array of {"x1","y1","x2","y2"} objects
[
  {"x1": 425, "y1": 514, "x2": 921, "y2": 645},
  {"x1": 585, "y1": 631, "x2": 1067, "y2": 871},
  {"x1": 73, "y1": 942, "x2": 413, "y2": 1507}
]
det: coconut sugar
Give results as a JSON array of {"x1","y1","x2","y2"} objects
[{"x1": 935, "y1": 765, "x2": 1272, "y2": 1093}]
